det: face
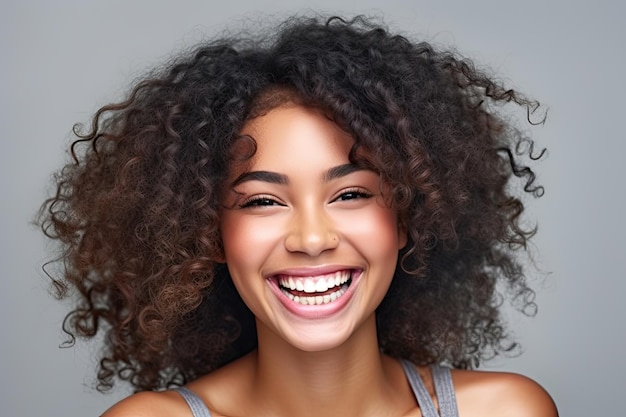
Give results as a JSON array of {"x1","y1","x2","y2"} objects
[{"x1": 220, "y1": 104, "x2": 406, "y2": 352}]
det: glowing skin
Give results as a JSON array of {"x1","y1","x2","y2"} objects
[{"x1": 220, "y1": 105, "x2": 406, "y2": 352}]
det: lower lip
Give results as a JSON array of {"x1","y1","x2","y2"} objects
[{"x1": 267, "y1": 270, "x2": 362, "y2": 319}]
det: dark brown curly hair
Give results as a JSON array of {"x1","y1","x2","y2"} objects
[{"x1": 38, "y1": 15, "x2": 546, "y2": 392}]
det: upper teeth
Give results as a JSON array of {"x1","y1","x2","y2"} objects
[{"x1": 278, "y1": 270, "x2": 351, "y2": 293}]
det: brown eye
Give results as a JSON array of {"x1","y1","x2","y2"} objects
[
  {"x1": 335, "y1": 189, "x2": 373, "y2": 202},
  {"x1": 239, "y1": 195, "x2": 284, "y2": 208},
  {"x1": 240, "y1": 197, "x2": 282, "y2": 208}
]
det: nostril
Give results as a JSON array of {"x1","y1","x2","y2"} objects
[{"x1": 284, "y1": 228, "x2": 339, "y2": 255}]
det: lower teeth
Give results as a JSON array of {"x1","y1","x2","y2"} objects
[{"x1": 281, "y1": 285, "x2": 348, "y2": 306}]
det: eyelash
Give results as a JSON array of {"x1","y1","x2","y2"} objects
[
  {"x1": 334, "y1": 188, "x2": 373, "y2": 202},
  {"x1": 239, "y1": 195, "x2": 281, "y2": 208},
  {"x1": 238, "y1": 188, "x2": 373, "y2": 208}
]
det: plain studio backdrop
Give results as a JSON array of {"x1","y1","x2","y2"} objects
[{"x1": 2, "y1": 1, "x2": 624, "y2": 416}]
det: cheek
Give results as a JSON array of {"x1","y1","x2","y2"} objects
[
  {"x1": 220, "y1": 213, "x2": 284, "y2": 273},
  {"x1": 220, "y1": 213, "x2": 274, "y2": 311},
  {"x1": 335, "y1": 206, "x2": 402, "y2": 263}
]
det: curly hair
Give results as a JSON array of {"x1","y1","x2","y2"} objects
[{"x1": 38, "y1": 15, "x2": 545, "y2": 392}]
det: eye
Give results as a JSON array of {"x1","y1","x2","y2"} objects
[
  {"x1": 239, "y1": 196, "x2": 283, "y2": 208},
  {"x1": 334, "y1": 188, "x2": 373, "y2": 202}
]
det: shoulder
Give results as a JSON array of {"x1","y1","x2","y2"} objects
[
  {"x1": 101, "y1": 353, "x2": 257, "y2": 417},
  {"x1": 100, "y1": 390, "x2": 192, "y2": 417},
  {"x1": 451, "y1": 369, "x2": 558, "y2": 417}
]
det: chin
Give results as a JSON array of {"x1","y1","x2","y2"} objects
[{"x1": 269, "y1": 312, "x2": 375, "y2": 353}]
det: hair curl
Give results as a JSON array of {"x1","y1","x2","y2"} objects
[{"x1": 38, "y1": 15, "x2": 546, "y2": 392}]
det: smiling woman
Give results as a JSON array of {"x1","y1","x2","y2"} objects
[
  {"x1": 221, "y1": 104, "x2": 405, "y2": 352},
  {"x1": 37, "y1": 15, "x2": 557, "y2": 417}
]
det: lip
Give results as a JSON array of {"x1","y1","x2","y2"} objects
[
  {"x1": 267, "y1": 265, "x2": 358, "y2": 277},
  {"x1": 266, "y1": 267, "x2": 363, "y2": 319}
]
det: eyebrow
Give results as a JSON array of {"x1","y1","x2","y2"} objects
[
  {"x1": 232, "y1": 170, "x2": 288, "y2": 186},
  {"x1": 323, "y1": 163, "x2": 365, "y2": 182},
  {"x1": 231, "y1": 163, "x2": 367, "y2": 187}
]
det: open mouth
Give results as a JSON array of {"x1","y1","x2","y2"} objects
[{"x1": 277, "y1": 270, "x2": 353, "y2": 306}]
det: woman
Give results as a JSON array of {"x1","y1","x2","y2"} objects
[{"x1": 39, "y1": 15, "x2": 558, "y2": 416}]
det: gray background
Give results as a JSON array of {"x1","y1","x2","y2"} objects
[{"x1": 2, "y1": 1, "x2": 624, "y2": 416}]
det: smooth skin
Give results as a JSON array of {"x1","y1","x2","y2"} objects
[{"x1": 103, "y1": 105, "x2": 558, "y2": 417}]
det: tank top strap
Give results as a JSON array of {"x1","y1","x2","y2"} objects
[
  {"x1": 400, "y1": 359, "x2": 459, "y2": 417},
  {"x1": 400, "y1": 359, "x2": 439, "y2": 417},
  {"x1": 431, "y1": 364, "x2": 460, "y2": 417},
  {"x1": 175, "y1": 387, "x2": 213, "y2": 417}
]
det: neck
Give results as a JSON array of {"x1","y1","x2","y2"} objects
[{"x1": 247, "y1": 315, "x2": 413, "y2": 417}]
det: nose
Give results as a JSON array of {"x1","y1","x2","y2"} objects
[{"x1": 284, "y1": 207, "x2": 339, "y2": 256}]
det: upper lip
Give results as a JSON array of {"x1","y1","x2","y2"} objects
[{"x1": 266, "y1": 265, "x2": 359, "y2": 278}]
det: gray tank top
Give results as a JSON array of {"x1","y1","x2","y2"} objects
[{"x1": 175, "y1": 360, "x2": 459, "y2": 417}]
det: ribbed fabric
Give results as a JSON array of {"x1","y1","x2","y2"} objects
[
  {"x1": 175, "y1": 386, "x2": 212, "y2": 417},
  {"x1": 431, "y1": 364, "x2": 459, "y2": 417},
  {"x1": 176, "y1": 360, "x2": 459, "y2": 417},
  {"x1": 400, "y1": 360, "x2": 459, "y2": 417}
]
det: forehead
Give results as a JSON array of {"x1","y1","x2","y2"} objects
[{"x1": 238, "y1": 105, "x2": 355, "y2": 170}]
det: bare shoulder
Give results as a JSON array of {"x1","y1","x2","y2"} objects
[
  {"x1": 451, "y1": 369, "x2": 558, "y2": 417},
  {"x1": 101, "y1": 353, "x2": 256, "y2": 417},
  {"x1": 100, "y1": 390, "x2": 191, "y2": 417}
]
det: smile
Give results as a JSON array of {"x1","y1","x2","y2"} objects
[{"x1": 277, "y1": 270, "x2": 352, "y2": 306}]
